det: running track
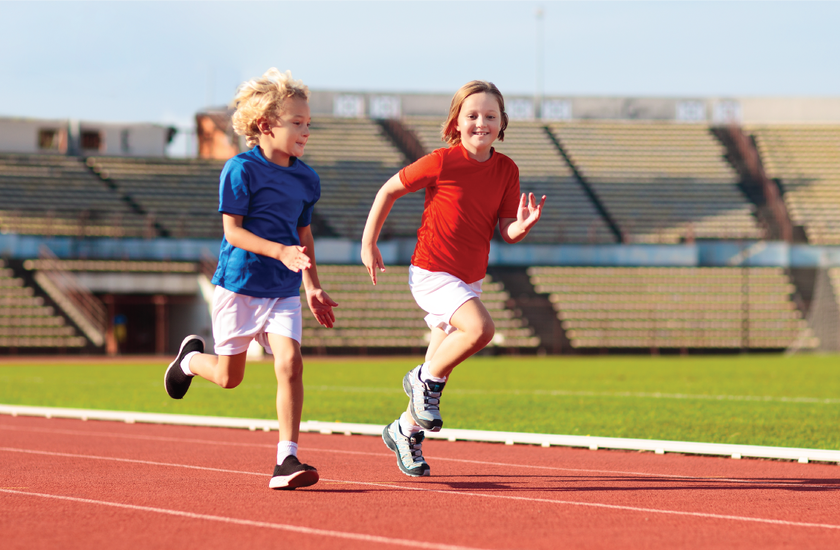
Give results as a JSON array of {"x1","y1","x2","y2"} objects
[{"x1": 2, "y1": 414, "x2": 839, "y2": 549}]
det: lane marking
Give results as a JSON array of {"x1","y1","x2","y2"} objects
[
  {"x1": 2, "y1": 426, "x2": 837, "y2": 490},
  {"x1": 2, "y1": 447, "x2": 839, "y2": 530},
  {"x1": 307, "y1": 385, "x2": 840, "y2": 405},
  {"x1": 0, "y1": 488, "x2": 493, "y2": 550}
]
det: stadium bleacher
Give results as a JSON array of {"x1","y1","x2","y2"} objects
[
  {"x1": 0, "y1": 259, "x2": 87, "y2": 348},
  {"x1": 528, "y1": 266, "x2": 814, "y2": 350},
  {"x1": 85, "y1": 156, "x2": 227, "y2": 238},
  {"x1": 302, "y1": 117, "x2": 424, "y2": 240},
  {"x1": 747, "y1": 124, "x2": 840, "y2": 245},
  {"x1": 0, "y1": 153, "x2": 147, "y2": 238},
  {"x1": 549, "y1": 121, "x2": 764, "y2": 243},
  {"x1": 2, "y1": 111, "x2": 838, "y2": 355}
]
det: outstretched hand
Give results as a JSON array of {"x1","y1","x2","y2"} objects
[
  {"x1": 516, "y1": 192, "x2": 546, "y2": 231},
  {"x1": 307, "y1": 289, "x2": 338, "y2": 328}
]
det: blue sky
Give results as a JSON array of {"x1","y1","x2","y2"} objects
[{"x1": 1, "y1": 1, "x2": 838, "y2": 153}]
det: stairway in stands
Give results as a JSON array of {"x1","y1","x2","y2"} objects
[{"x1": 0, "y1": 259, "x2": 88, "y2": 351}]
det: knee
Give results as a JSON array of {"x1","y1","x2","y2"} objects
[
  {"x1": 467, "y1": 317, "x2": 495, "y2": 348},
  {"x1": 478, "y1": 318, "x2": 495, "y2": 347},
  {"x1": 217, "y1": 372, "x2": 243, "y2": 389},
  {"x1": 274, "y1": 355, "x2": 303, "y2": 383}
]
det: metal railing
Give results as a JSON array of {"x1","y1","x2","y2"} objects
[{"x1": 32, "y1": 245, "x2": 107, "y2": 347}]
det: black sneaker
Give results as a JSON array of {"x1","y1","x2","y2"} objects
[
  {"x1": 164, "y1": 335, "x2": 205, "y2": 399},
  {"x1": 269, "y1": 455, "x2": 319, "y2": 490}
]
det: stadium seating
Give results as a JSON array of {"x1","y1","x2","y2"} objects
[
  {"x1": 0, "y1": 153, "x2": 147, "y2": 237},
  {"x1": 402, "y1": 117, "x2": 616, "y2": 243},
  {"x1": 0, "y1": 259, "x2": 87, "y2": 348},
  {"x1": 746, "y1": 125, "x2": 840, "y2": 244},
  {"x1": 300, "y1": 265, "x2": 539, "y2": 349},
  {"x1": 528, "y1": 266, "x2": 814, "y2": 349},
  {"x1": 548, "y1": 122, "x2": 764, "y2": 243},
  {"x1": 302, "y1": 117, "x2": 424, "y2": 240},
  {"x1": 85, "y1": 156, "x2": 227, "y2": 238}
]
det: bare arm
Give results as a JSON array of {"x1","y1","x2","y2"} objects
[
  {"x1": 298, "y1": 225, "x2": 338, "y2": 328},
  {"x1": 222, "y1": 213, "x2": 311, "y2": 272},
  {"x1": 360, "y1": 173, "x2": 411, "y2": 285},
  {"x1": 498, "y1": 193, "x2": 547, "y2": 244}
]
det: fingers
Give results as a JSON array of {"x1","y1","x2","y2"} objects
[
  {"x1": 367, "y1": 257, "x2": 385, "y2": 286},
  {"x1": 282, "y1": 246, "x2": 311, "y2": 273}
]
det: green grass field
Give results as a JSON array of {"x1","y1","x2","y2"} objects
[{"x1": 1, "y1": 354, "x2": 838, "y2": 450}]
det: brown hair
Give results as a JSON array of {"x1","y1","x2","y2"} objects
[{"x1": 441, "y1": 80, "x2": 508, "y2": 146}]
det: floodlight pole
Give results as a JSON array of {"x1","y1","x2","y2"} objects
[{"x1": 535, "y1": 7, "x2": 545, "y2": 120}]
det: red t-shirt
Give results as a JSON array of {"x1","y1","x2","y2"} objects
[{"x1": 399, "y1": 144, "x2": 520, "y2": 283}]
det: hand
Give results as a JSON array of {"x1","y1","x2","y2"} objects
[
  {"x1": 361, "y1": 243, "x2": 385, "y2": 286},
  {"x1": 277, "y1": 245, "x2": 311, "y2": 273},
  {"x1": 516, "y1": 193, "x2": 546, "y2": 232},
  {"x1": 306, "y1": 289, "x2": 338, "y2": 328}
]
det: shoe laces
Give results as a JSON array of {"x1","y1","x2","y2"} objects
[
  {"x1": 406, "y1": 435, "x2": 424, "y2": 462},
  {"x1": 413, "y1": 376, "x2": 442, "y2": 411}
]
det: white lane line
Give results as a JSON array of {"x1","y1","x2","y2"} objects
[
  {"x1": 2, "y1": 447, "x2": 839, "y2": 530},
  {"x1": 307, "y1": 386, "x2": 840, "y2": 405},
  {"x1": 1, "y1": 426, "x2": 837, "y2": 490},
  {"x1": 0, "y1": 488, "x2": 492, "y2": 550}
]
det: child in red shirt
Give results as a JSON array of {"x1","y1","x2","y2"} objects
[{"x1": 361, "y1": 80, "x2": 546, "y2": 477}]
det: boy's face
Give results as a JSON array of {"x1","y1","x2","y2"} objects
[
  {"x1": 259, "y1": 96, "x2": 311, "y2": 167},
  {"x1": 456, "y1": 92, "x2": 502, "y2": 159}
]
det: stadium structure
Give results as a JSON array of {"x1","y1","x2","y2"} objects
[{"x1": 2, "y1": 92, "x2": 840, "y2": 356}]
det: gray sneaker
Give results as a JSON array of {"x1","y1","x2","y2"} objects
[
  {"x1": 403, "y1": 365, "x2": 445, "y2": 431},
  {"x1": 382, "y1": 419, "x2": 430, "y2": 477}
]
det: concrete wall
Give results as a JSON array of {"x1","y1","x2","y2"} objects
[
  {"x1": 0, "y1": 117, "x2": 173, "y2": 156},
  {"x1": 0, "y1": 117, "x2": 68, "y2": 154}
]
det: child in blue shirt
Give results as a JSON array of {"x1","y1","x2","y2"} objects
[{"x1": 165, "y1": 68, "x2": 337, "y2": 490}]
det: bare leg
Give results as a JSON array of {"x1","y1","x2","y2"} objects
[
  {"x1": 189, "y1": 351, "x2": 248, "y2": 389},
  {"x1": 425, "y1": 326, "x2": 449, "y2": 364},
  {"x1": 425, "y1": 298, "x2": 494, "y2": 379},
  {"x1": 405, "y1": 298, "x2": 494, "y2": 425},
  {"x1": 267, "y1": 333, "x2": 304, "y2": 443}
]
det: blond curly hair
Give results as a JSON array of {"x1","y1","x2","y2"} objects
[{"x1": 231, "y1": 68, "x2": 310, "y2": 148}]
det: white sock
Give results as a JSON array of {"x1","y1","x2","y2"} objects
[
  {"x1": 277, "y1": 441, "x2": 298, "y2": 465},
  {"x1": 180, "y1": 351, "x2": 200, "y2": 376},
  {"x1": 399, "y1": 411, "x2": 422, "y2": 435},
  {"x1": 420, "y1": 362, "x2": 446, "y2": 383}
]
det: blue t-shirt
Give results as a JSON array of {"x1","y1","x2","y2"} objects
[{"x1": 211, "y1": 147, "x2": 320, "y2": 298}]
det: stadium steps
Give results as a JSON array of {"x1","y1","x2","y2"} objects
[
  {"x1": 542, "y1": 126, "x2": 623, "y2": 242},
  {"x1": 744, "y1": 124, "x2": 840, "y2": 245},
  {"x1": 0, "y1": 259, "x2": 91, "y2": 351},
  {"x1": 710, "y1": 126, "x2": 791, "y2": 242},
  {"x1": 486, "y1": 266, "x2": 570, "y2": 354}
]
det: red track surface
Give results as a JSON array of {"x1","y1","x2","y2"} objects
[{"x1": 2, "y1": 414, "x2": 839, "y2": 549}]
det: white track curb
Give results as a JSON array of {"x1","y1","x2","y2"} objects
[{"x1": 2, "y1": 404, "x2": 839, "y2": 465}]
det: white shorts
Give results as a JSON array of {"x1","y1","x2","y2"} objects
[
  {"x1": 212, "y1": 286, "x2": 302, "y2": 355},
  {"x1": 409, "y1": 265, "x2": 483, "y2": 335}
]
